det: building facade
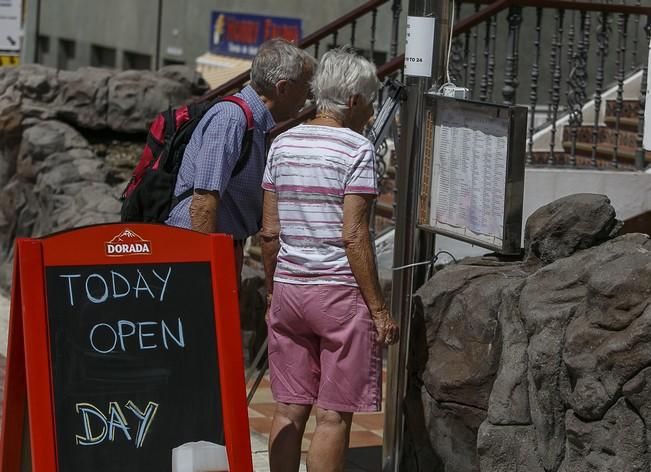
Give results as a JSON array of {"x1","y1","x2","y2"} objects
[{"x1": 22, "y1": 0, "x2": 405, "y2": 71}]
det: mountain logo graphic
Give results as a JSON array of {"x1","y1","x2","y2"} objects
[{"x1": 105, "y1": 229, "x2": 152, "y2": 257}]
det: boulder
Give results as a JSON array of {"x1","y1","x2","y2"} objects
[
  {"x1": 0, "y1": 64, "x2": 206, "y2": 296},
  {"x1": 157, "y1": 65, "x2": 210, "y2": 96},
  {"x1": 559, "y1": 399, "x2": 649, "y2": 472},
  {"x1": 55, "y1": 67, "x2": 112, "y2": 129},
  {"x1": 406, "y1": 195, "x2": 651, "y2": 471},
  {"x1": 107, "y1": 70, "x2": 194, "y2": 133},
  {"x1": 623, "y1": 366, "x2": 651, "y2": 447},
  {"x1": 524, "y1": 193, "x2": 621, "y2": 264},
  {"x1": 16, "y1": 120, "x2": 89, "y2": 180},
  {"x1": 477, "y1": 422, "x2": 545, "y2": 472},
  {"x1": 415, "y1": 259, "x2": 528, "y2": 411},
  {"x1": 15, "y1": 64, "x2": 60, "y2": 120}
]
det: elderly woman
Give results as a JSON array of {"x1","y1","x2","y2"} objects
[{"x1": 260, "y1": 48, "x2": 399, "y2": 472}]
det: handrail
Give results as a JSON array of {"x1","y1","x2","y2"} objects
[
  {"x1": 202, "y1": 0, "x2": 389, "y2": 101},
  {"x1": 512, "y1": 0, "x2": 650, "y2": 15},
  {"x1": 299, "y1": 0, "x2": 389, "y2": 49},
  {"x1": 380, "y1": 0, "x2": 650, "y2": 86},
  {"x1": 455, "y1": 0, "x2": 650, "y2": 37},
  {"x1": 208, "y1": 0, "x2": 650, "y2": 137}
]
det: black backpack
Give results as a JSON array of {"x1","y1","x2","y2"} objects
[{"x1": 120, "y1": 96, "x2": 254, "y2": 223}]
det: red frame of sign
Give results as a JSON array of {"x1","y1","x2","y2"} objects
[{"x1": 0, "y1": 223, "x2": 252, "y2": 472}]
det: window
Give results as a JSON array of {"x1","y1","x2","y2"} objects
[
  {"x1": 163, "y1": 58, "x2": 186, "y2": 66},
  {"x1": 58, "y1": 38, "x2": 76, "y2": 70},
  {"x1": 123, "y1": 51, "x2": 152, "y2": 70},
  {"x1": 37, "y1": 35, "x2": 50, "y2": 60},
  {"x1": 90, "y1": 44, "x2": 116, "y2": 68}
]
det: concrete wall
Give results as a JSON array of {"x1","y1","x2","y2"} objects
[
  {"x1": 23, "y1": 0, "x2": 406, "y2": 70},
  {"x1": 436, "y1": 168, "x2": 651, "y2": 260},
  {"x1": 31, "y1": 0, "x2": 159, "y2": 69}
]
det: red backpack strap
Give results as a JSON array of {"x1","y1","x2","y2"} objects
[{"x1": 220, "y1": 95, "x2": 254, "y2": 131}]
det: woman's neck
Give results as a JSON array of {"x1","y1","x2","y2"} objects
[{"x1": 310, "y1": 111, "x2": 345, "y2": 128}]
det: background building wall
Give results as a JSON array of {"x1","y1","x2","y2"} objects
[{"x1": 23, "y1": 0, "x2": 406, "y2": 71}]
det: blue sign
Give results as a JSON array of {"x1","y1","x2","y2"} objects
[{"x1": 210, "y1": 11, "x2": 302, "y2": 58}]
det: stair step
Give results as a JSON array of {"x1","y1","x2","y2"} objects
[
  {"x1": 529, "y1": 151, "x2": 638, "y2": 169},
  {"x1": 603, "y1": 116, "x2": 640, "y2": 132},
  {"x1": 561, "y1": 141, "x2": 651, "y2": 166},
  {"x1": 605, "y1": 99, "x2": 642, "y2": 120},
  {"x1": 562, "y1": 125, "x2": 641, "y2": 148}
]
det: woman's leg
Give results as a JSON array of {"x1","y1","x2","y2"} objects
[
  {"x1": 306, "y1": 407, "x2": 353, "y2": 472},
  {"x1": 269, "y1": 402, "x2": 312, "y2": 472}
]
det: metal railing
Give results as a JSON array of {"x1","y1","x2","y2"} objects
[
  {"x1": 448, "y1": 0, "x2": 650, "y2": 169},
  {"x1": 244, "y1": 0, "x2": 649, "y2": 171},
  {"x1": 202, "y1": 0, "x2": 396, "y2": 102},
  {"x1": 198, "y1": 0, "x2": 649, "y2": 228}
]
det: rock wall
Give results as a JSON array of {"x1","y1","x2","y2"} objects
[
  {"x1": 0, "y1": 64, "x2": 208, "y2": 291},
  {"x1": 404, "y1": 194, "x2": 651, "y2": 472},
  {"x1": 0, "y1": 65, "x2": 269, "y2": 369}
]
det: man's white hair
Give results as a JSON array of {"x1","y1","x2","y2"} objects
[
  {"x1": 312, "y1": 47, "x2": 379, "y2": 118},
  {"x1": 250, "y1": 38, "x2": 315, "y2": 95}
]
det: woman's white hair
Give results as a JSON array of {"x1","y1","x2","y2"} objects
[
  {"x1": 312, "y1": 47, "x2": 379, "y2": 118},
  {"x1": 250, "y1": 38, "x2": 315, "y2": 95}
]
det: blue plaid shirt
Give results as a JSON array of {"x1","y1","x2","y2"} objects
[{"x1": 166, "y1": 86, "x2": 276, "y2": 239}]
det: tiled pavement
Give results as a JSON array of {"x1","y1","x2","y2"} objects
[{"x1": 248, "y1": 369, "x2": 386, "y2": 471}]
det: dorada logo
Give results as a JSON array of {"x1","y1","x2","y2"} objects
[{"x1": 105, "y1": 229, "x2": 152, "y2": 257}]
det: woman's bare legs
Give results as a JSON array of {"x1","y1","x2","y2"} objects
[
  {"x1": 269, "y1": 402, "x2": 312, "y2": 472},
  {"x1": 306, "y1": 407, "x2": 353, "y2": 472}
]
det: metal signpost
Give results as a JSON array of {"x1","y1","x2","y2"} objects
[
  {"x1": 383, "y1": 0, "x2": 450, "y2": 470},
  {"x1": 644, "y1": 37, "x2": 650, "y2": 152}
]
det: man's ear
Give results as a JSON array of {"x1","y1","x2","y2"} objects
[{"x1": 275, "y1": 79, "x2": 291, "y2": 96}]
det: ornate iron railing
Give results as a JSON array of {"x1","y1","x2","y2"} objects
[
  {"x1": 448, "y1": 0, "x2": 650, "y2": 170},
  {"x1": 201, "y1": 0, "x2": 649, "y2": 174}
]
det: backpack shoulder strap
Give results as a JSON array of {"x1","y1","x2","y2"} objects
[
  {"x1": 220, "y1": 95, "x2": 255, "y2": 178},
  {"x1": 219, "y1": 95, "x2": 254, "y2": 131}
]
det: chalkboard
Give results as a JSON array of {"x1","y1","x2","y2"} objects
[
  {"x1": 46, "y1": 262, "x2": 222, "y2": 471},
  {"x1": 1, "y1": 224, "x2": 252, "y2": 472}
]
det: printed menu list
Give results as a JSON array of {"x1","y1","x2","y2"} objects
[{"x1": 429, "y1": 107, "x2": 509, "y2": 246}]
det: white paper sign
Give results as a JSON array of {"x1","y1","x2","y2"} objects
[
  {"x1": 644, "y1": 38, "x2": 650, "y2": 151},
  {"x1": 404, "y1": 16, "x2": 436, "y2": 77},
  {"x1": 0, "y1": 0, "x2": 21, "y2": 51}
]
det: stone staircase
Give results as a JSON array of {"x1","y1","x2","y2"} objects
[{"x1": 531, "y1": 98, "x2": 650, "y2": 169}]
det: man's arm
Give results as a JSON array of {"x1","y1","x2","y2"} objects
[
  {"x1": 343, "y1": 193, "x2": 399, "y2": 345},
  {"x1": 189, "y1": 189, "x2": 220, "y2": 233},
  {"x1": 188, "y1": 110, "x2": 247, "y2": 233}
]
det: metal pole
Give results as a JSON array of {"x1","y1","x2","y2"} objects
[
  {"x1": 34, "y1": 0, "x2": 41, "y2": 63},
  {"x1": 382, "y1": 0, "x2": 449, "y2": 470},
  {"x1": 155, "y1": 0, "x2": 163, "y2": 70}
]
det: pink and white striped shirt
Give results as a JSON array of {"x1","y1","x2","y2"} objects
[{"x1": 262, "y1": 124, "x2": 378, "y2": 286}]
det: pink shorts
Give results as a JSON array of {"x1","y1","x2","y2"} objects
[{"x1": 267, "y1": 282, "x2": 382, "y2": 412}]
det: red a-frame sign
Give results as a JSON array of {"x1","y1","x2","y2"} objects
[{"x1": 1, "y1": 223, "x2": 252, "y2": 472}]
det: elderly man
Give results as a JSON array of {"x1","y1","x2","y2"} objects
[{"x1": 166, "y1": 38, "x2": 315, "y2": 280}]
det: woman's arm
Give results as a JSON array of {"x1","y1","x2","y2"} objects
[
  {"x1": 260, "y1": 190, "x2": 281, "y2": 314},
  {"x1": 343, "y1": 194, "x2": 399, "y2": 345}
]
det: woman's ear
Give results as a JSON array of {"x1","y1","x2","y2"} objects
[{"x1": 347, "y1": 94, "x2": 360, "y2": 109}]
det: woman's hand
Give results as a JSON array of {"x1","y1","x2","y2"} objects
[
  {"x1": 371, "y1": 308, "x2": 400, "y2": 345},
  {"x1": 265, "y1": 293, "x2": 273, "y2": 323}
]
